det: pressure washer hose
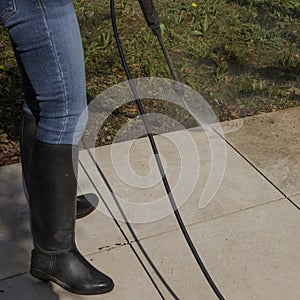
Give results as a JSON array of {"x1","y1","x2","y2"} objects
[{"x1": 110, "y1": 1, "x2": 226, "y2": 299}]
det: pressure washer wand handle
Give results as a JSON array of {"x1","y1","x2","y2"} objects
[
  {"x1": 138, "y1": 0, "x2": 184, "y2": 96},
  {"x1": 138, "y1": 0, "x2": 161, "y2": 36}
]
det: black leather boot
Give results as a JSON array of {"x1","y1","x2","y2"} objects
[
  {"x1": 28, "y1": 139, "x2": 114, "y2": 295},
  {"x1": 20, "y1": 113, "x2": 98, "y2": 219}
]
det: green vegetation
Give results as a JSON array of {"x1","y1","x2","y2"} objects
[{"x1": 0, "y1": 0, "x2": 299, "y2": 165}]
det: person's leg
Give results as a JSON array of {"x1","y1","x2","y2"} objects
[
  {"x1": 6, "y1": 0, "x2": 99, "y2": 218},
  {"x1": 2, "y1": 0, "x2": 113, "y2": 294},
  {"x1": 7, "y1": 0, "x2": 87, "y2": 144}
]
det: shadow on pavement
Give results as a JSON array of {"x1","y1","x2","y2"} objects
[{"x1": 0, "y1": 164, "x2": 59, "y2": 299}]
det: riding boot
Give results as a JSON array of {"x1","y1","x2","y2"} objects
[
  {"x1": 20, "y1": 113, "x2": 98, "y2": 219},
  {"x1": 28, "y1": 139, "x2": 114, "y2": 295}
]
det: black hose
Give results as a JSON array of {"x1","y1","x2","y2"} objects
[{"x1": 110, "y1": 1, "x2": 226, "y2": 299}]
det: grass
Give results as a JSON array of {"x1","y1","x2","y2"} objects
[{"x1": 0, "y1": 0, "x2": 299, "y2": 165}]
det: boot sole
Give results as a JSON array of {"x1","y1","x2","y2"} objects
[
  {"x1": 76, "y1": 205, "x2": 96, "y2": 219},
  {"x1": 30, "y1": 268, "x2": 114, "y2": 295},
  {"x1": 76, "y1": 193, "x2": 99, "y2": 219}
]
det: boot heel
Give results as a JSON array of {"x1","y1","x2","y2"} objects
[{"x1": 30, "y1": 268, "x2": 50, "y2": 282}]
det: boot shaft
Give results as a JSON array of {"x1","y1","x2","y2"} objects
[{"x1": 29, "y1": 139, "x2": 78, "y2": 251}]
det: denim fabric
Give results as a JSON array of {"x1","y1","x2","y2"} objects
[{"x1": 1, "y1": 0, "x2": 88, "y2": 144}]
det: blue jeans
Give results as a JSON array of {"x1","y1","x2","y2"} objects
[{"x1": 0, "y1": 0, "x2": 88, "y2": 144}]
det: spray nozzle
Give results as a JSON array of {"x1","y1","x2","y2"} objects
[{"x1": 173, "y1": 81, "x2": 185, "y2": 97}]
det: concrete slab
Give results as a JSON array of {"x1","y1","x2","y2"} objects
[
  {"x1": 75, "y1": 207, "x2": 126, "y2": 257},
  {"x1": 0, "y1": 109, "x2": 298, "y2": 300},
  {"x1": 0, "y1": 244, "x2": 161, "y2": 300},
  {"x1": 131, "y1": 199, "x2": 300, "y2": 300},
  {"x1": 0, "y1": 116, "x2": 289, "y2": 286},
  {"x1": 78, "y1": 128, "x2": 283, "y2": 241},
  {"x1": 213, "y1": 107, "x2": 300, "y2": 196}
]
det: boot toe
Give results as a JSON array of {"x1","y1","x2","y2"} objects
[{"x1": 85, "y1": 275, "x2": 114, "y2": 294}]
